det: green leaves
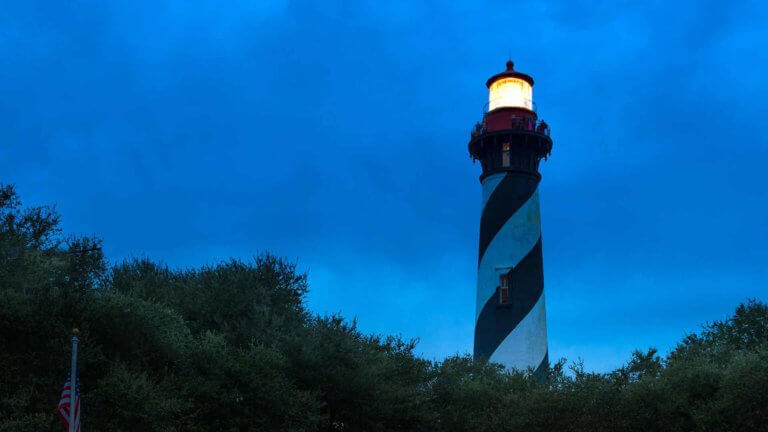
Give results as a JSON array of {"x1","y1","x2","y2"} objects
[
  {"x1": 110, "y1": 255, "x2": 309, "y2": 347},
  {"x1": 86, "y1": 364, "x2": 185, "y2": 432}
]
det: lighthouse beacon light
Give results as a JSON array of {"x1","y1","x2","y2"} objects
[
  {"x1": 486, "y1": 60, "x2": 534, "y2": 111},
  {"x1": 488, "y1": 78, "x2": 532, "y2": 111}
]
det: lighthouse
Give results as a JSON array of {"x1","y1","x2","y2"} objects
[{"x1": 469, "y1": 60, "x2": 553, "y2": 377}]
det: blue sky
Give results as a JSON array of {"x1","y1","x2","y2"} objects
[{"x1": 2, "y1": 0, "x2": 767, "y2": 371}]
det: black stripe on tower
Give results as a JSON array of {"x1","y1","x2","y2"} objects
[
  {"x1": 478, "y1": 173, "x2": 540, "y2": 266},
  {"x1": 473, "y1": 236, "x2": 544, "y2": 360}
]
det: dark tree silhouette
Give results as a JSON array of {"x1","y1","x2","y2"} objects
[{"x1": 1, "y1": 184, "x2": 767, "y2": 431}]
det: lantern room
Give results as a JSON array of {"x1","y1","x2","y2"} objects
[
  {"x1": 486, "y1": 60, "x2": 535, "y2": 112},
  {"x1": 481, "y1": 60, "x2": 539, "y2": 133}
]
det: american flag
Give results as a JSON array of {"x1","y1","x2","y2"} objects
[{"x1": 57, "y1": 373, "x2": 81, "y2": 432}]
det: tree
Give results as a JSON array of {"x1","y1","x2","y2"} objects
[{"x1": 1, "y1": 183, "x2": 767, "y2": 431}]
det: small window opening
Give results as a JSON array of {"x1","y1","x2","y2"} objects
[
  {"x1": 502, "y1": 143, "x2": 510, "y2": 167},
  {"x1": 499, "y1": 274, "x2": 510, "y2": 305}
]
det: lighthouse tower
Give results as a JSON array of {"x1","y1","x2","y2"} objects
[{"x1": 469, "y1": 60, "x2": 553, "y2": 377}]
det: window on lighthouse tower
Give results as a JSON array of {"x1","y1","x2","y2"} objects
[
  {"x1": 502, "y1": 143, "x2": 510, "y2": 167},
  {"x1": 499, "y1": 274, "x2": 510, "y2": 305}
]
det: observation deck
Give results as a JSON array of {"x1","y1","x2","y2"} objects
[{"x1": 468, "y1": 113, "x2": 552, "y2": 180}]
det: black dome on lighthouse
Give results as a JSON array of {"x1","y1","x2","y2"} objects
[{"x1": 485, "y1": 60, "x2": 535, "y2": 88}]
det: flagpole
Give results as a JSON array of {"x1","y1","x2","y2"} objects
[{"x1": 69, "y1": 328, "x2": 79, "y2": 432}]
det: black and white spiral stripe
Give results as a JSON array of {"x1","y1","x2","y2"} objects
[{"x1": 474, "y1": 172, "x2": 548, "y2": 377}]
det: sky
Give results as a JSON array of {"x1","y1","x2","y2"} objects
[{"x1": 2, "y1": 0, "x2": 767, "y2": 372}]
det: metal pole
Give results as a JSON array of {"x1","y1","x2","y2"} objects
[{"x1": 69, "y1": 329, "x2": 79, "y2": 432}]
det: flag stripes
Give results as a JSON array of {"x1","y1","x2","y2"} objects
[{"x1": 58, "y1": 373, "x2": 81, "y2": 432}]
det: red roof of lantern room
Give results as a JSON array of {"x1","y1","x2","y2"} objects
[{"x1": 485, "y1": 60, "x2": 535, "y2": 88}]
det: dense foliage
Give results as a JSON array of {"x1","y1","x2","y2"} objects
[{"x1": 1, "y1": 183, "x2": 767, "y2": 431}]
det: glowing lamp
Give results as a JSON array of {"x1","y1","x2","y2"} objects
[
  {"x1": 489, "y1": 77, "x2": 532, "y2": 111},
  {"x1": 486, "y1": 60, "x2": 535, "y2": 111}
]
